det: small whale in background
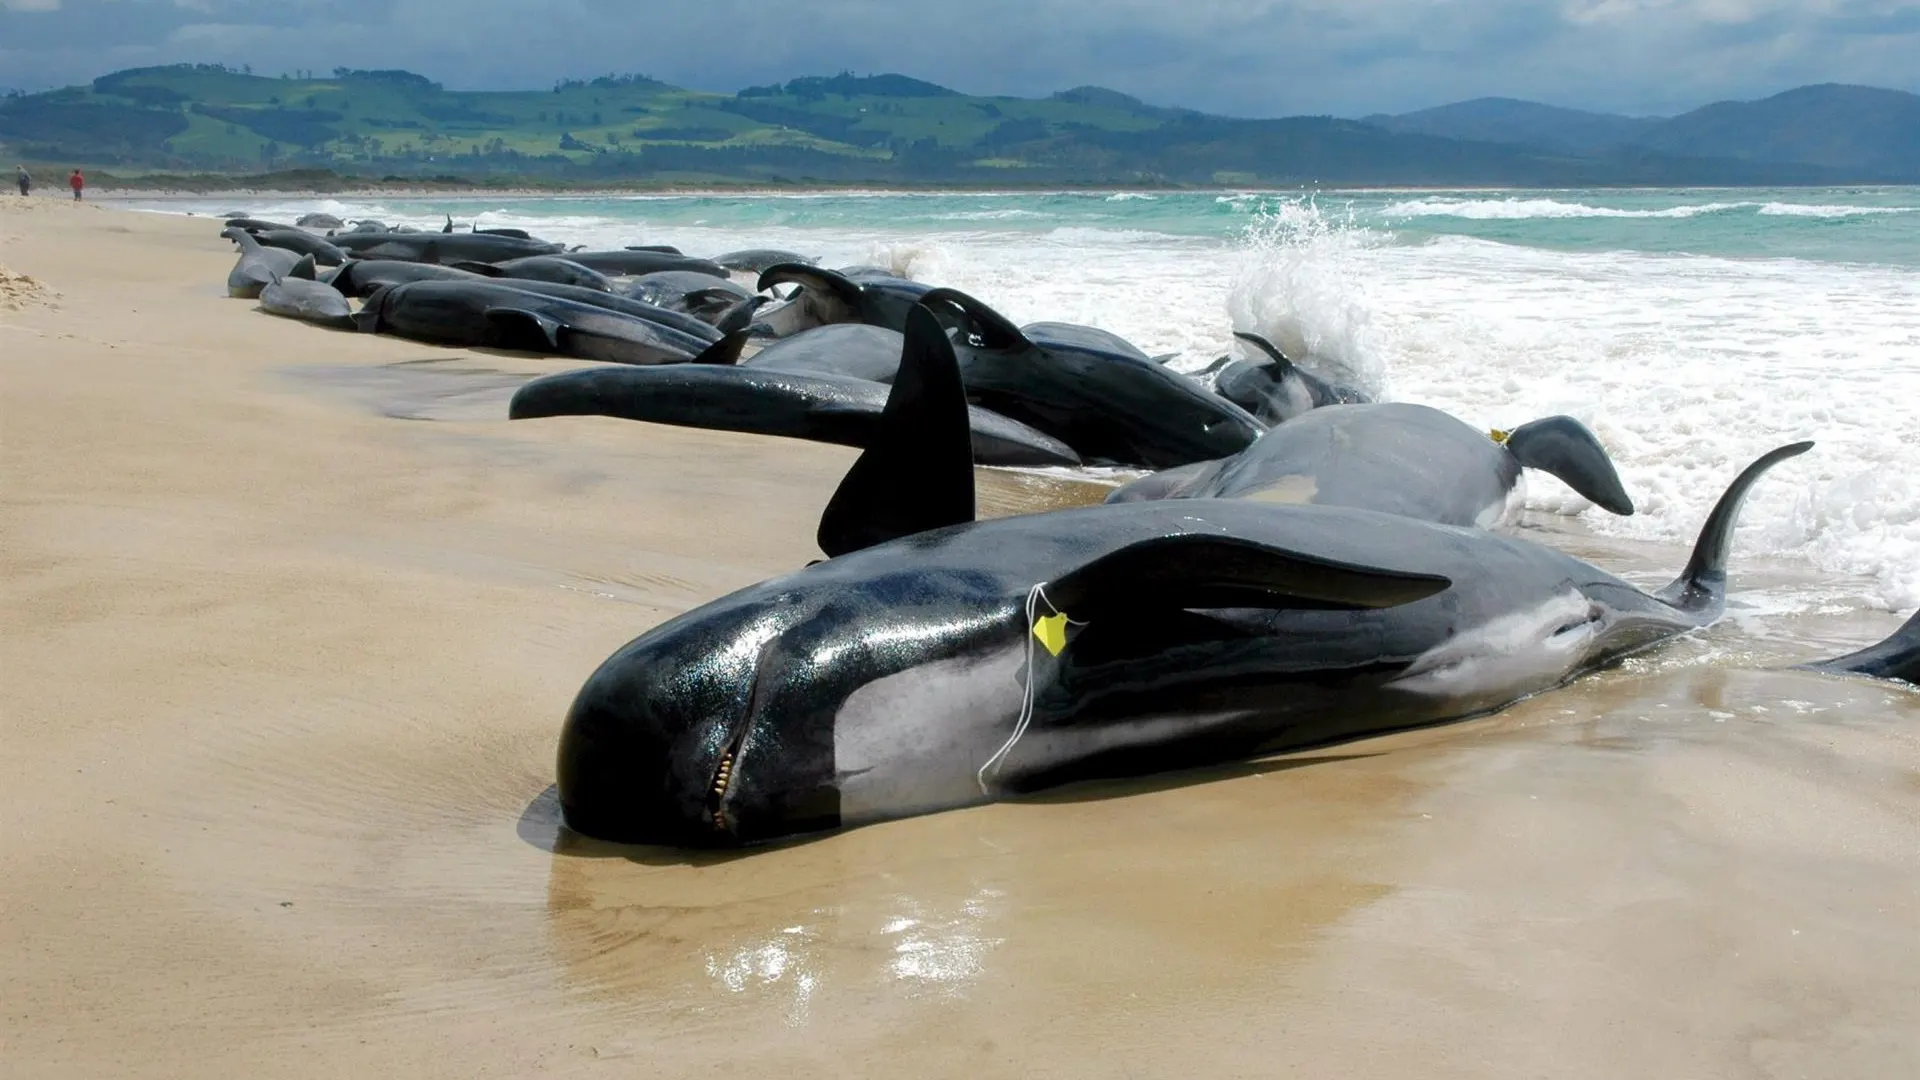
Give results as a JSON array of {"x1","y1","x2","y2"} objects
[
  {"x1": 354, "y1": 280, "x2": 745, "y2": 367},
  {"x1": 222, "y1": 227, "x2": 312, "y2": 299},
  {"x1": 1202, "y1": 331, "x2": 1371, "y2": 424},
  {"x1": 1107, "y1": 402, "x2": 1635, "y2": 528},
  {"x1": 258, "y1": 261, "x2": 353, "y2": 329},
  {"x1": 924, "y1": 286, "x2": 1266, "y2": 469},
  {"x1": 507, "y1": 307, "x2": 1080, "y2": 468}
]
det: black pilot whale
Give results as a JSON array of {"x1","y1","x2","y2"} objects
[{"x1": 553, "y1": 303, "x2": 1812, "y2": 847}]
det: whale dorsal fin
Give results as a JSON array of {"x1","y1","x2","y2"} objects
[
  {"x1": 710, "y1": 295, "x2": 770, "y2": 336},
  {"x1": 1657, "y1": 441, "x2": 1813, "y2": 619},
  {"x1": 817, "y1": 303, "x2": 974, "y2": 558},
  {"x1": 917, "y1": 287, "x2": 1028, "y2": 351},
  {"x1": 1502, "y1": 415, "x2": 1634, "y2": 516},
  {"x1": 449, "y1": 260, "x2": 507, "y2": 277},
  {"x1": 286, "y1": 254, "x2": 318, "y2": 281},
  {"x1": 1043, "y1": 533, "x2": 1452, "y2": 619},
  {"x1": 625, "y1": 245, "x2": 682, "y2": 254},
  {"x1": 691, "y1": 330, "x2": 750, "y2": 366}
]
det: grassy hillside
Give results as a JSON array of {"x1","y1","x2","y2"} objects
[{"x1": 0, "y1": 64, "x2": 1906, "y2": 188}]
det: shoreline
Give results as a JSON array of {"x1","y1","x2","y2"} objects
[{"x1": 89, "y1": 181, "x2": 1920, "y2": 202}]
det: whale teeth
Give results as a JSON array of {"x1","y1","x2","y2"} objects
[{"x1": 708, "y1": 750, "x2": 738, "y2": 832}]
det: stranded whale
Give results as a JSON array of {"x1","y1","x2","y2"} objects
[
  {"x1": 1107, "y1": 402, "x2": 1635, "y2": 527},
  {"x1": 550, "y1": 301, "x2": 1812, "y2": 847}
]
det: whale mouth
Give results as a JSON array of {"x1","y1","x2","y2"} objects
[{"x1": 706, "y1": 743, "x2": 740, "y2": 834}]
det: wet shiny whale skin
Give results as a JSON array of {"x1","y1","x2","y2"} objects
[{"x1": 555, "y1": 368, "x2": 1807, "y2": 847}]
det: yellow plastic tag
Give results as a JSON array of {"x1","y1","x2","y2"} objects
[
  {"x1": 1032, "y1": 612, "x2": 1070, "y2": 656},
  {"x1": 1489, "y1": 428, "x2": 1511, "y2": 445}
]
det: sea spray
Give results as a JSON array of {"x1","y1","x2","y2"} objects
[{"x1": 1225, "y1": 196, "x2": 1391, "y2": 397}]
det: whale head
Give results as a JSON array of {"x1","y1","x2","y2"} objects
[{"x1": 555, "y1": 562, "x2": 1029, "y2": 847}]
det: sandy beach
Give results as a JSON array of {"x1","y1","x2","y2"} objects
[{"x1": 2, "y1": 194, "x2": 1916, "y2": 1078}]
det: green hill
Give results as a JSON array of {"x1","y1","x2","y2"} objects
[
  {"x1": 1632, "y1": 84, "x2": 1920, "y2": 176},
  {"x1": 0, "y1": 64, "x2": 1905, "y2": 188}
]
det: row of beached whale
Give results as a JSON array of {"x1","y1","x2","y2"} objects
[{"x1": 217, "y1": 215, "x2": 1919, "y2": 849}]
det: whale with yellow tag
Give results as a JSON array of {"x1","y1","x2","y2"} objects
[{"x1": 549, "y1": 300, "x2": 1811, "y2": 848}]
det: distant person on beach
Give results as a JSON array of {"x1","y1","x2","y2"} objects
[
  {"x1": 15, "y1": 166, "x2": 28, "y2": 197},
  {"x1": 69, "y1": 168, "x2": 84, "y2": 201}
]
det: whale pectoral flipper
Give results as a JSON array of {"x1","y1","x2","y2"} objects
[
  {"x1": 1044, "y1": 533, "x2": 1453, "y2": 615},
  {"x1": 482, "y1": 307, "x2": 564, "y2": 352},
  {"x1": 1803, "y1": 609, "x2": 1920, "y2": 684},
  {"x1": 1656, "y1": 441, "x2": 1814, "y2": 619},
  {"x1": 1503, "y1": 415, "x2": 1635, "y2": 516},
  {"x1": 817, "y1": 304, "x2": 974, "y2": 558}
]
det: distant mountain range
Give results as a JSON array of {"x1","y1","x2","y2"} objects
[
  {"x1": 1, "y1": 65, "x2": 1914, "y2": 188},
  {"x1": 1365, "y1": 84, "x2": 1920, "y2": 177}
]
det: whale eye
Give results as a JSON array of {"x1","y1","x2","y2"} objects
[{"x1": 1551, "y1": 604, "x2": 1605, "y2": 639}]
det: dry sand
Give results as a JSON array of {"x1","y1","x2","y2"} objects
[{"x1": 2, "y1": 194, "x2": 1916, "y2": 1079}]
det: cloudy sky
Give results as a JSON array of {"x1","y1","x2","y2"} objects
[{"x1": 2, "y1": 0, "x2": 1915, "y2": 117}]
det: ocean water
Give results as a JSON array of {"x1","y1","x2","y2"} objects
[{"x1": 143, "y1": 187, "x2": 1920, "y2": 609}]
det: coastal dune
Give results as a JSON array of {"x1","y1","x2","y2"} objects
[{"x1": 2, "y1": 197, "x2": 1915, "y2": 1078}]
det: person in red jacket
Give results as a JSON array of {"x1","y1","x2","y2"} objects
[{"x1": 69, "y1": 168, "x2": 84, "y2": 201}]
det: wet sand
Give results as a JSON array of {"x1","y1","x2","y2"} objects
[{"x1": 2, "y1": 196, "x2": 1916, "y2": 1078}]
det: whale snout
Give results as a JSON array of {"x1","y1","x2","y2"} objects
[
  {"x1": 554, "y1": 625, "x2": 768, "y2": 847},
  {"x1": 553, "y1": 613, "x2": 841, "y2": 848},
  {"x1": 555, "y1": 673, "x2": 733, "y2": 846}
]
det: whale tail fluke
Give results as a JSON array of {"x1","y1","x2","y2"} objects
[
  {"x1": 1231, "y1": 331, "x2": 1296, "y2": 375},
  {"x1": 1803, "y1": 609, "x2": 1920, "y2": 685},
  {"x1": 1503, "y1": 415, "x2": 1635, "y2": 516},
  {"x1": 1656, "y1": 441, "x2": 1814, "y2": 621},
  {"x1": 817, "y1": 302, "x2": 974, "y2": 558}
]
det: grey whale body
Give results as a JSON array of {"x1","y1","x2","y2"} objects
[{"x1": 1107, "y1": 402, "x2": 1635, "y2": 527}]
